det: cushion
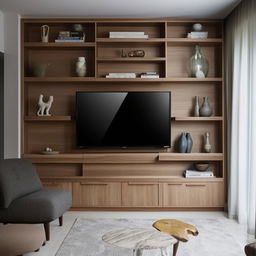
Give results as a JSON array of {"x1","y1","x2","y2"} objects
[
  {"x1": 0, "y1": 159, "x2": 42, "y2": 208},
  {"x1": 0, "y1": 189, "x2": 72, "y2": 223},
  {"x1": 245, "y1": 242, "x2": 256, "y2": 256}
]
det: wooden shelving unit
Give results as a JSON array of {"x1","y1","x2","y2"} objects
[{"x1": 21, "y1": 18, "x2": 225, "y2": 210}]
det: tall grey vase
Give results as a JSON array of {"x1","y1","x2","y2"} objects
[
  {"x1": 199, "y1": 96, "x2": 213, "y2": 116},
  {"x1": 193, "y1": 96, "x2": 200, "y2": 117},
  {"x1": 178, "y1": 132, "x2": 187, "y2": 153},
  {"x1": 186, "y1": 133, "x2": 193, "y2": 153}
]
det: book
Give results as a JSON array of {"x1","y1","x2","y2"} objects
[
  {"x1": 110, "y1": 32, "x2": 145, "y2": 36},
  {"x1": 141, "y1": 75, "x2": 159, "y2": 78},
  {"x1": 55, "y1": 39, "x2": 85, "y2": 42},
  {"x1": 187, "y1": 32, "x2": 208, "y2": 39},
  {"x1": 106, "y1": 73, "x2": 136, "y2": 78},
  {"x1": 184, "y1": 169, "x2": 215, "y2": 178},
  {"x1": 109, "y1": 35, "x2": 149, "y2": 39}
]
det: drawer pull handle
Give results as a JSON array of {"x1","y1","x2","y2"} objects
[
  {"x1": 167, "y1": 183, "x2": 183, "y2": 185},
  {"x1": 186, "y1": 184, "x2": 206, "y2": 187},
  {"x1": 80, "y1": 182, "x2": 108, "y2": 185},
  {"x1": 128, "y1": 182, "x2": 158, "y2": 185},
  {"x1": 43, "y1": 182, "x2": 57, "y2": 185}
]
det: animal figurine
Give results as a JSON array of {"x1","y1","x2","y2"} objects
[{"x1": 37, "y1": 94, "x2": 54, "y2": 116}]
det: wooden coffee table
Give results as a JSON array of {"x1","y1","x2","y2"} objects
[{"x1": 102, "y1": 228, "x2": 178, "y2": 256}]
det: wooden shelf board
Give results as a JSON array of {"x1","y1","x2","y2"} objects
[
  {"x1": 97, "y1": 57, "x2": 166, "y2": 62},
  {"x1": 24, "y1": 77, "x2": 223, "y2": 83},
  {"x1": 167, "y1": 38, "x2": 223, "y2": 44},
  {"x1": 158, "y1": 153, "x2": 223, "y2": 161},
  {"x1": 173, "y1": 116, "x2": 223, "y2": 121},
  {"x1": 24, "y1": 116, "x2": 72, "y2": 121},
  {"x1": 24, "y1": 42, "x2": 96, "y2": 47},
  {"x1": 96, "y1": 38, "x2": 166, "y2": 43}
]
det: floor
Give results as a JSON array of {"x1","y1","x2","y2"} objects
[{"x1": 25, "y1": 211, "x2": 249, "y2": 256}]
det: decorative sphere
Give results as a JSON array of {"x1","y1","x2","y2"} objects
[{"x1": 193, "y1": 23, "x2": 203, "y2": 31}]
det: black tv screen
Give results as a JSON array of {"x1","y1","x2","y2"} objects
[{"x1": 76, "y1": 92, "x2": 171, "y2": 148}]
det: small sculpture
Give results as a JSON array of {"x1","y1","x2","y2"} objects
[
  {"x1": 128, "y1": 50, "x2": 145, "y2": 57},
  {"x1": 72, "y1": 24, "x2": 83, "y2": 32},
  {"x1": 41, "y1": 25, "x2": 49, "y2": 43},
  {"x1": 193, "y1": 96, "x2": 200, "y2": 117},
  {"x1": 76, "y1": 57, "x2": 87, "y2": 77},
  {"x1": 199, "y1": 96, "x2": 213, "y2": 116},
  {"x1": 192, "y1": 23, "x2": 203, "y2": 32},
  {"x1": 178, "y1": 132, "x2": 188, "y2": 153},
  {"x1": 186, "y1": 133, "x2": 193, "y2": 153},
  {"x1": 37, "y1": 94, "x2": 54, "y2": 116},
  {"x1": 204, "y1": 132, "x2": 212, "y2": 153}
]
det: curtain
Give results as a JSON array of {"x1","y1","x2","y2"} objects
[{"x1": 225, "y1": 0, "x2": 256, "y2": 236}]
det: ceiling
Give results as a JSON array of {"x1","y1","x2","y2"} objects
[{"x1": 0, "y1": 0, "x2": 241, "y2": 18}]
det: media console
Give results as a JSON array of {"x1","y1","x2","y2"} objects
[{"x1": 22, "y1": 18, "x2": 225, "y2": 210}]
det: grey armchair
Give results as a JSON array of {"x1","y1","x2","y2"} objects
[{"x1": 0, "y1": 158, "x2": 72, "y2": 241}]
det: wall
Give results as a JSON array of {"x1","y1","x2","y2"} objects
[
  {"x1": 3, "y1": 12, "x2": 20, "y2": 158},
  {"x1": 0, "y1": 10, "x2": 4, "y2": 158},
  {"x1": 0, "y1": 11, "x2": 4, "y2": 52}
]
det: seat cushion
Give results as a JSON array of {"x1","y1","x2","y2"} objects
[
  {"x1": 0, "y1": 159, "x2": 42, "y2": 208},
  {"x1": 0, "y1": 189, "x2": 72, "y2": 223},
  {"x1": 245, "y1": 242, "x2": 256, "y2": 256}
]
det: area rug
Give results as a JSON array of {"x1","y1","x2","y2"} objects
[{"x1": 56, "y1": 218, "x2": 244, "y2": 256}]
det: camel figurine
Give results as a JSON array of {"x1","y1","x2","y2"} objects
[{"x1": 37, "y1": 94, "x2": 54, "y2": 116}]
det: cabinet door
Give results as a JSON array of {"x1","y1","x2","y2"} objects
[
  {"x1": 72, "y1": 182, "x2": 121, "y2": 207},
  {"x1": 184, "y1": 183, "x2": 208, "y2": 207},
  {"x1": 122, "y1": 182, "x2": 160, "y2": 207},
  {"x1": 42, "y1": 181, "x2": 72, "y2": 194},
  {"x1": 163, "y1": 183, "x2": 185, "y2": 207}
]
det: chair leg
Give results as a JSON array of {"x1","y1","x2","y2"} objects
[
  {"x1": 59, "y1": 216, "x2": 63, "y2": 226},
  {"x1": 44, "y1": 222, "x2": 50, "y2": 241},
  {"x1": 173, "y1": 241, "x2": 179, "y2": 256}
]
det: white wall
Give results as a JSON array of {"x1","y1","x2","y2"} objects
[
  {"x1": 4, "y1": 12, "x2": 20, "y2": 158},
  {"x1": 0, "y1": 11, "x2": 4, "y2": 52}
]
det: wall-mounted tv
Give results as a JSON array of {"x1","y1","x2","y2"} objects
[{"x1": 76, "y1": 91, "x2": 171, "y2": 148}]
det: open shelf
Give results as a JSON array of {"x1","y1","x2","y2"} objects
[
  {"x1": 97, "y1": 57, "x2": 166, "y2": 62},
  {"x1": 158, "y1": 153, "x2": 224, "y2": 161},
  {"x1": 24, "y1": 116, "x2": 72, "y2": 121},
  {"x1": 23, "y1": 77, "x2": 223, "y2": 83},
  {"x1": 24, "y1": 42, "x2": 96, "y2": 48},
  {"x1": 173, "y1": 116, "x2": 223, "y2": 121},
  {"x1": 167, "y1": 38, "x2": 223, "y2": 44},
  {"x1": 97, "y1": 38, "x2": 166, "y2": 43}
]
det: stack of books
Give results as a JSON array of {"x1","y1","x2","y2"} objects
[
  {"x1": 55, "y1": 31, "x2": 85, "y2": 42},
  {"x1": 187, "y1": 32, "x2": 208, "y2": 39},
  {"x1": 140, "y1": 72, "x2": 159, "y2": 78},
  {"x1": 106, "y1": 73, "x2": 136, "y2": 78},
  {"x1": 109, "y1": 32, "x2": 149, "y2": 39},
  {"x1": 184, "y1": 169, "x2": 215, "y2": 178}
]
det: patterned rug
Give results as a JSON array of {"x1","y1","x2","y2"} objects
[{"x1": 56, "y1": 218, "x2": 244, "y2": 256}]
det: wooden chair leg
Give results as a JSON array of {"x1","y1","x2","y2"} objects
[
  {"x1": 44, "y1": 222, "x2": 50, "y2": 241},
  {"x1": 173, "y1": 241, "x2": 179, "y2": 256},
  {"x1": 59, "y1": 216, "x2": 63, "y2": 226}
]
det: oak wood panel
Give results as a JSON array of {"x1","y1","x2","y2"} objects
[
  {"x1": 72, "y1": 182, "x2": 121, "y2": 207},
  {"x1": 163, "y1": 183, "x2": 185, "y2": 207},
  {"x1": 36, "y1": 163, "x2": 82, "y2": 177},
  {"x1": 158, "y1": 153, "x2": 223, "y2": 161},
  {"x1": 42, "y1": 181, "x2": 72, "y2": 193},
  {"x1": 24, "y1": 42, "x2": 96, "y2": 48},
  {"x1": 122, "y1": 182, "x2": 161, "y2": 207}
]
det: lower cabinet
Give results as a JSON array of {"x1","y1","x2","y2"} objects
[
  {"x1": 163, "y1": 182, "x2": 224, "y2": 208},
  {"x1": 122, "y1": 182, "x2": 161, "y2": 207},
  {"x1": 72, "y1": 182, "x2": 122, "y2": 207}
]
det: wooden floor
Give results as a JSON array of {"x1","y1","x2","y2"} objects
[{"x1": 24, "y1": 211, "x2": 248, "y2": 256}]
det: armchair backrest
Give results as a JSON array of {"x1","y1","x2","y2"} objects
[{"x1": 0, "y1": 158, "x2": 42, "y2": 208}]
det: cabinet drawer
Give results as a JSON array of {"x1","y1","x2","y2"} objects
[
  {"x1": 163, "y1": 183, "x2": 185, "y2": 207},
  {"x1": 72, "y1": 182, "x2": 121, "y2": 207},
  {"x1": 163, "y1": 182, "x2": 224, "y2": 208},
  {"x1": 122, "y1": 182, "x2": 160, "y2": 207},
  {"x1": 42, "y1": 181, "x2": 72, "y2": 194}
]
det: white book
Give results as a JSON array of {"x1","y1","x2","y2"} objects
[
  {"x1": 141, "y1": 75, "x2": 159, "y2": 78},
  {"x1": 110, "y1": 35, "x2": 149, "y2": 38},
  {"x1": 187, "y1": 32, "x2": 208, "y2": 39},
  {"x1": 106, "y1": 75, "x2": 136, "y2": 78},
  {"x1": 110, "y1": 32, "x2": 145, "y2": 36},
  {"x1": 184, "y1": 169, "x2": 214, "y2": 178},
  {"x1": 109, "y1": 73, "x2": 136, "y2": 76}
]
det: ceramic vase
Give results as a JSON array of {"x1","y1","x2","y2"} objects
[
  {"x1": 41, "y1": 25, "x2": 49, "y2": 43},
  {"x1": 204, "y1": 132, "x2": 212, "y2": 153},
  {"x1": 199, "y1": 96, "x2": 213, "y2": 116},
  {"x1": 186, "y1": 133, "x2": 193, "y2": 153},
  {"x1": 178, "y1": 132, "x2": 187, "y2": 153},
  {"x1": 31, "y1": 63, "x2": 49, "y2": 77},
  {"x1": 76, "y1": 57, "x2": 87, "y2": 77},
  {"x1": 188, "y1": 45, "x2": 209, "y2": 78},
  {"x1": 193, "y1": 96, "x2": 200, "y2": 117}
]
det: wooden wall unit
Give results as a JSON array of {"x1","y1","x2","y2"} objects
[{"x1": 21, "y1": 18, "x2": 225, "y2": 210}]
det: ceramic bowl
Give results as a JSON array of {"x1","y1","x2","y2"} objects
[{"x1": 194, "y1": 162, "x2": 209, "y2": 171}]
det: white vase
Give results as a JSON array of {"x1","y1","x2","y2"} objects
[
  {"x1": 204, "y1": 132, "x2": 212, "y2": 153},
  {"x1": 76, "y1": 57, "x2": 87, "y2": 77}
]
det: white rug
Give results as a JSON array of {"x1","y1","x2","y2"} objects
[{"x1": 56, "y1": 218, "x2": 244, "y2": 256}]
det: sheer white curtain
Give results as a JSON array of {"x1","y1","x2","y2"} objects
[{"x1": 225, "y1": 0, "x2": 256, "y2": 235}]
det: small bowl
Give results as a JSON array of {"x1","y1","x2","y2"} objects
[{"x1": 194, "y1": 162, "x2": 209, "y2": 171}]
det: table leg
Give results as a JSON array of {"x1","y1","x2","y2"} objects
[
  {"x1": 133, "y1": 248, "x2": 143, "y2": 256},
  {"x1": 173, "y1": 242, "x2": 179, "y2": 256}
]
